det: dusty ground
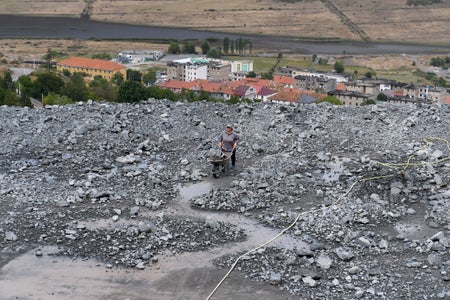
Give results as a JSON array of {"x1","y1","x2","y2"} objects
[{"x1": 0, "y1": 39, "x2": 168, "y2": 62}]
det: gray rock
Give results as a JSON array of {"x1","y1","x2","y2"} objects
[{"x1": 334, "y1": 247, "x2": 354, "y2": 261}]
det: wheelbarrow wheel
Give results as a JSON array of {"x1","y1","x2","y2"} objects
[{"x1": 212, "y1": 164, "x2": 220, "y2": 178}]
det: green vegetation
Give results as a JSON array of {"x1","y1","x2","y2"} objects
[
  {"x1": 2, "y1": 67, "x2": 262, "y2": 107},
  {"x1": 430, "y1": 56, "x2": 450, "y2": 69},
  {"x1": 334, "y1": 61, "x2": 345, "y2": 74},
  {"x1": 201, "y1": 40, "x2": 211, "y2": 55},
  {"x1": 92, "y1": 53, "x2": 112, "y2": 60},
  {"x1": 43, "y1": 93, "x2": 75, "y2": 106},
  {"x1": 0, "y1": 74, "x2": 20, "y2": 105},
  {"x1": 207, "y1": 47, "x2": 222, "y2": 59},
  {"x1": 317, "y1": 95, "x2": 343, "y2": 105},
  {"x1": 362, "y1": 99, "x2": 376, "y2": 106},
  {"x1": 377, "y1": 93, "x2": 388, "y2": 102},
  {"x1": 413, "y1": 70, "x2": 449, "y2": 87}
]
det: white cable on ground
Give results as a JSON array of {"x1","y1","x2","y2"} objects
[{"x1": 206, "y1": 137, "x2": 450, "y2": 300}]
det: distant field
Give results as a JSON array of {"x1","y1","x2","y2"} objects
[
  {"x1": 0, "y1": 0, "x2": 84, "y2": 16},
  {"x1": 1, "y1": 0, "x2": 449, "y2": 44},
  {"x1": 1, "y1": 0, "x2": 449, "y2": 85}
]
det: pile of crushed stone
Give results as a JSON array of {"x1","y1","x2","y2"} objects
[{"x1": 1, "y1": 99, "x2": 449, "y2": 299}]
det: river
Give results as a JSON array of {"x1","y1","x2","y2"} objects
[{"x1": 1, "y1": 14, "x2": 450, "y2": 55}]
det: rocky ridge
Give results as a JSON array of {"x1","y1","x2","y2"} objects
[{"x1": 1, "y1": 99, "x2": 449, "y2": 299}]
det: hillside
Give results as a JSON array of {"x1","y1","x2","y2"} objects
[
  {"x1": 0, "y1": 0, "x2": 449, "y2": 44},
  {"x1": 0, "y1": 100, "x2": 449, "y2": 299}
]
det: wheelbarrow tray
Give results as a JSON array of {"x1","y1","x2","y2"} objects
[
  {"x1": 208, "y1": 151, "x2": 232, "y2": 178},
  {"x1": 208, "y1": 152, "x2": 231, "y2": 165}
]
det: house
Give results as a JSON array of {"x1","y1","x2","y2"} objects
[
  {"x1": 230, "y1": 60, "x2": 254, "y2": 81},
  {"x1": 56, "y1": 57, "x2": 126, "y2": 81},
  {"x1": 157, "y1": 80, "x2": 197, "y2": 93},
  {"x1": 207, "y1": 61, "x2": 231, "y2": 82},
  {"x1": 294, "y1": 74, "x2": 337, "y2": 92},
  {"x1": 273, "y1": 75, "x2": 295, "y2": 88},
  {"x1": 268, "y1": 88, "x2": 325, "y2": 104},
  {"x1": 166, "y1": 57, "x2": 233, "y2": 82},
  {"x1": 328, "y1": 90, "x2": 370, "y2": 106},
  {"x1": 345, "y1": 80, "x2": 379, "y2": 97},
  {"x1": 185, "y1": 64, "x2": 208, "y2": 82},
  {"x1": 253, "y1": 85, "x2": 278, "y2": 102}
]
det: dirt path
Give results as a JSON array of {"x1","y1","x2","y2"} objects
[{"x1": 0, "y1": 180, "x2": 298, "y2": 300}]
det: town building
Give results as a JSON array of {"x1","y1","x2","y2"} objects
[
  {"x1": 56, "y1": 57, "x2": 126, "y2": 81},
  {"x1": 230, "y1": 60, "x2": 254, "y2": 81},
  {"x1": 116, "y1": 50, "x2": 164, "y2": 64}
]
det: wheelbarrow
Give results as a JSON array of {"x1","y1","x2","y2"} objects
[{"x1": 208, "y1": 150, "x2": 232, "y2": 178}]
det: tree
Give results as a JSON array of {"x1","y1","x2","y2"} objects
[
  {"x1": 43, "y1": 92, "x2": 74, "y2": 106},
  {"x1": 182, "y1": 41, "x2": 196, "y2": 54},
  {"x1": 260, "y1": 72, "x2": 273, "y2": 80},
  {"x1": 1, "y1": 71, "x2": 14, "y2": 90},
  {"x1": 18, "y1": 93, "x2": 32, "y2": 107},
  {"x1": 143, "y1": 69, "x2": 157, "y2": 86},
  {"x1": 334, "y1": 61, "x2": 345, "y2": 73},
  {"x1": 43, "y1": 48, "x2": 53, "y2": 71},
  {"x1": 127, "y1": 69, "x2": 142, "y2": 82},
  {"x1": 201, "y1": 40, "x2": 211, "y2": 55},
  {"x1": 92, "y1": 52, "x2": 112, "y2": 60},
  {"x1": 63, "y1": 69, "x2": 71, "y2": 77},
  {"x1": 223, "y1": 37, "x2": 230, "y2": 54},
  {"x1": 17, "y1": 75, "x2": 33, "y2": 97},
  {"x1": 0, "y1": 89, "x2": 20, "y2": 106},
  {"x1": 277, "y1": 52, "x2": 283, "y2": 63},
  {"x1": 362, "y1": 99, "x2": 376, "y2": 105},
  {"x1": 230, "y1": 40, "x2": 235, "y2": 54},
  {"x1": 247, "y1": 39, "x2": 252, "y2": 54},
  {"x1": 146, "y1": 86, "x2": 177, "y2": 101},
  {"x1": 117, "y1": 80, "x2": 145, "y2": 103},
  {"x1": 31, "y1": 72, "x2": 64, "y2": 99},
  {"x1": 89, "y1": 75, "x2": 117, "y2": 101},
  {"x1": 112, "y1": 72, "x2": 124, "y2": 85},
  {"x1": 168, "y1": 42, "x2": 181, "y2": 54},
  {"x1": 377, "y1": 92, "x2": 388, "y2": 102},
  {"x1": 237, "y1": 38, "x2": 244, "y2": 54},
  {"x1": 312, "y1": 54, "x2": 317, "y2": 63},
  {"x1": 247, "y1": 71, "x2": 257, "y2": 78},
  {"x1": 365, "y1": 71, "x2": 375, "y2": 78},
  {"x1": 64, "y1": 73, "x2": 89, "y2": 102},
  {"x1": 206, "y1": 47, "x2": 222, "y2": 59},
  {"x1": 317, "y1": 95, "x2": 343, "y2": 105}
]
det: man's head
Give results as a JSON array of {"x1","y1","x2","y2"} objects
[{"x1": 226, "y1": 124, "x2": 233, "y2": 133}]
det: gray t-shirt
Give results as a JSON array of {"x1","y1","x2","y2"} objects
[{"x1": 219, "y1": 131, "x2": 239, "y2": 152}]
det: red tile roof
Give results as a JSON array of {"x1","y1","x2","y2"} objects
[
  {"x1": 273, "y1": 75, "x2": 295, "y2": 86},
  {"x1": 57, "y1": 57, "x2": 125, "y2": 71},
  {"x1": 336, "y1": 83, "x2": 346, "y2": 91},
  {"x1": 269, "y1": 88, "x2": 326, "y2": 103}
]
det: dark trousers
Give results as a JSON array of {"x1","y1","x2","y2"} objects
[
  {"x1": 222, "y1": 149, "x2": 236, "y2": 166},
  {"x1": 231, "y1": 149, "x2": 236, "y2": 166}
]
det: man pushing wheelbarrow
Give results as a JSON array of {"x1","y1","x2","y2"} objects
[{"x1": 208, "y1": 123, "x2": 239, "y2": 178}]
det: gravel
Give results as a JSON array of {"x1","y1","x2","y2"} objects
[{"x1": 1, "y1": 99, "x2": 449, "y2": 299}]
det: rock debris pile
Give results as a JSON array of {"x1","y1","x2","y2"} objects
[{"x1": 1, "y1": 99, "x2": 449, "y2": 299}]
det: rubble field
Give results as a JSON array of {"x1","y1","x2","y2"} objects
[{"x1": 1, "y1": 100, "x2": 449, "y2": 299}]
